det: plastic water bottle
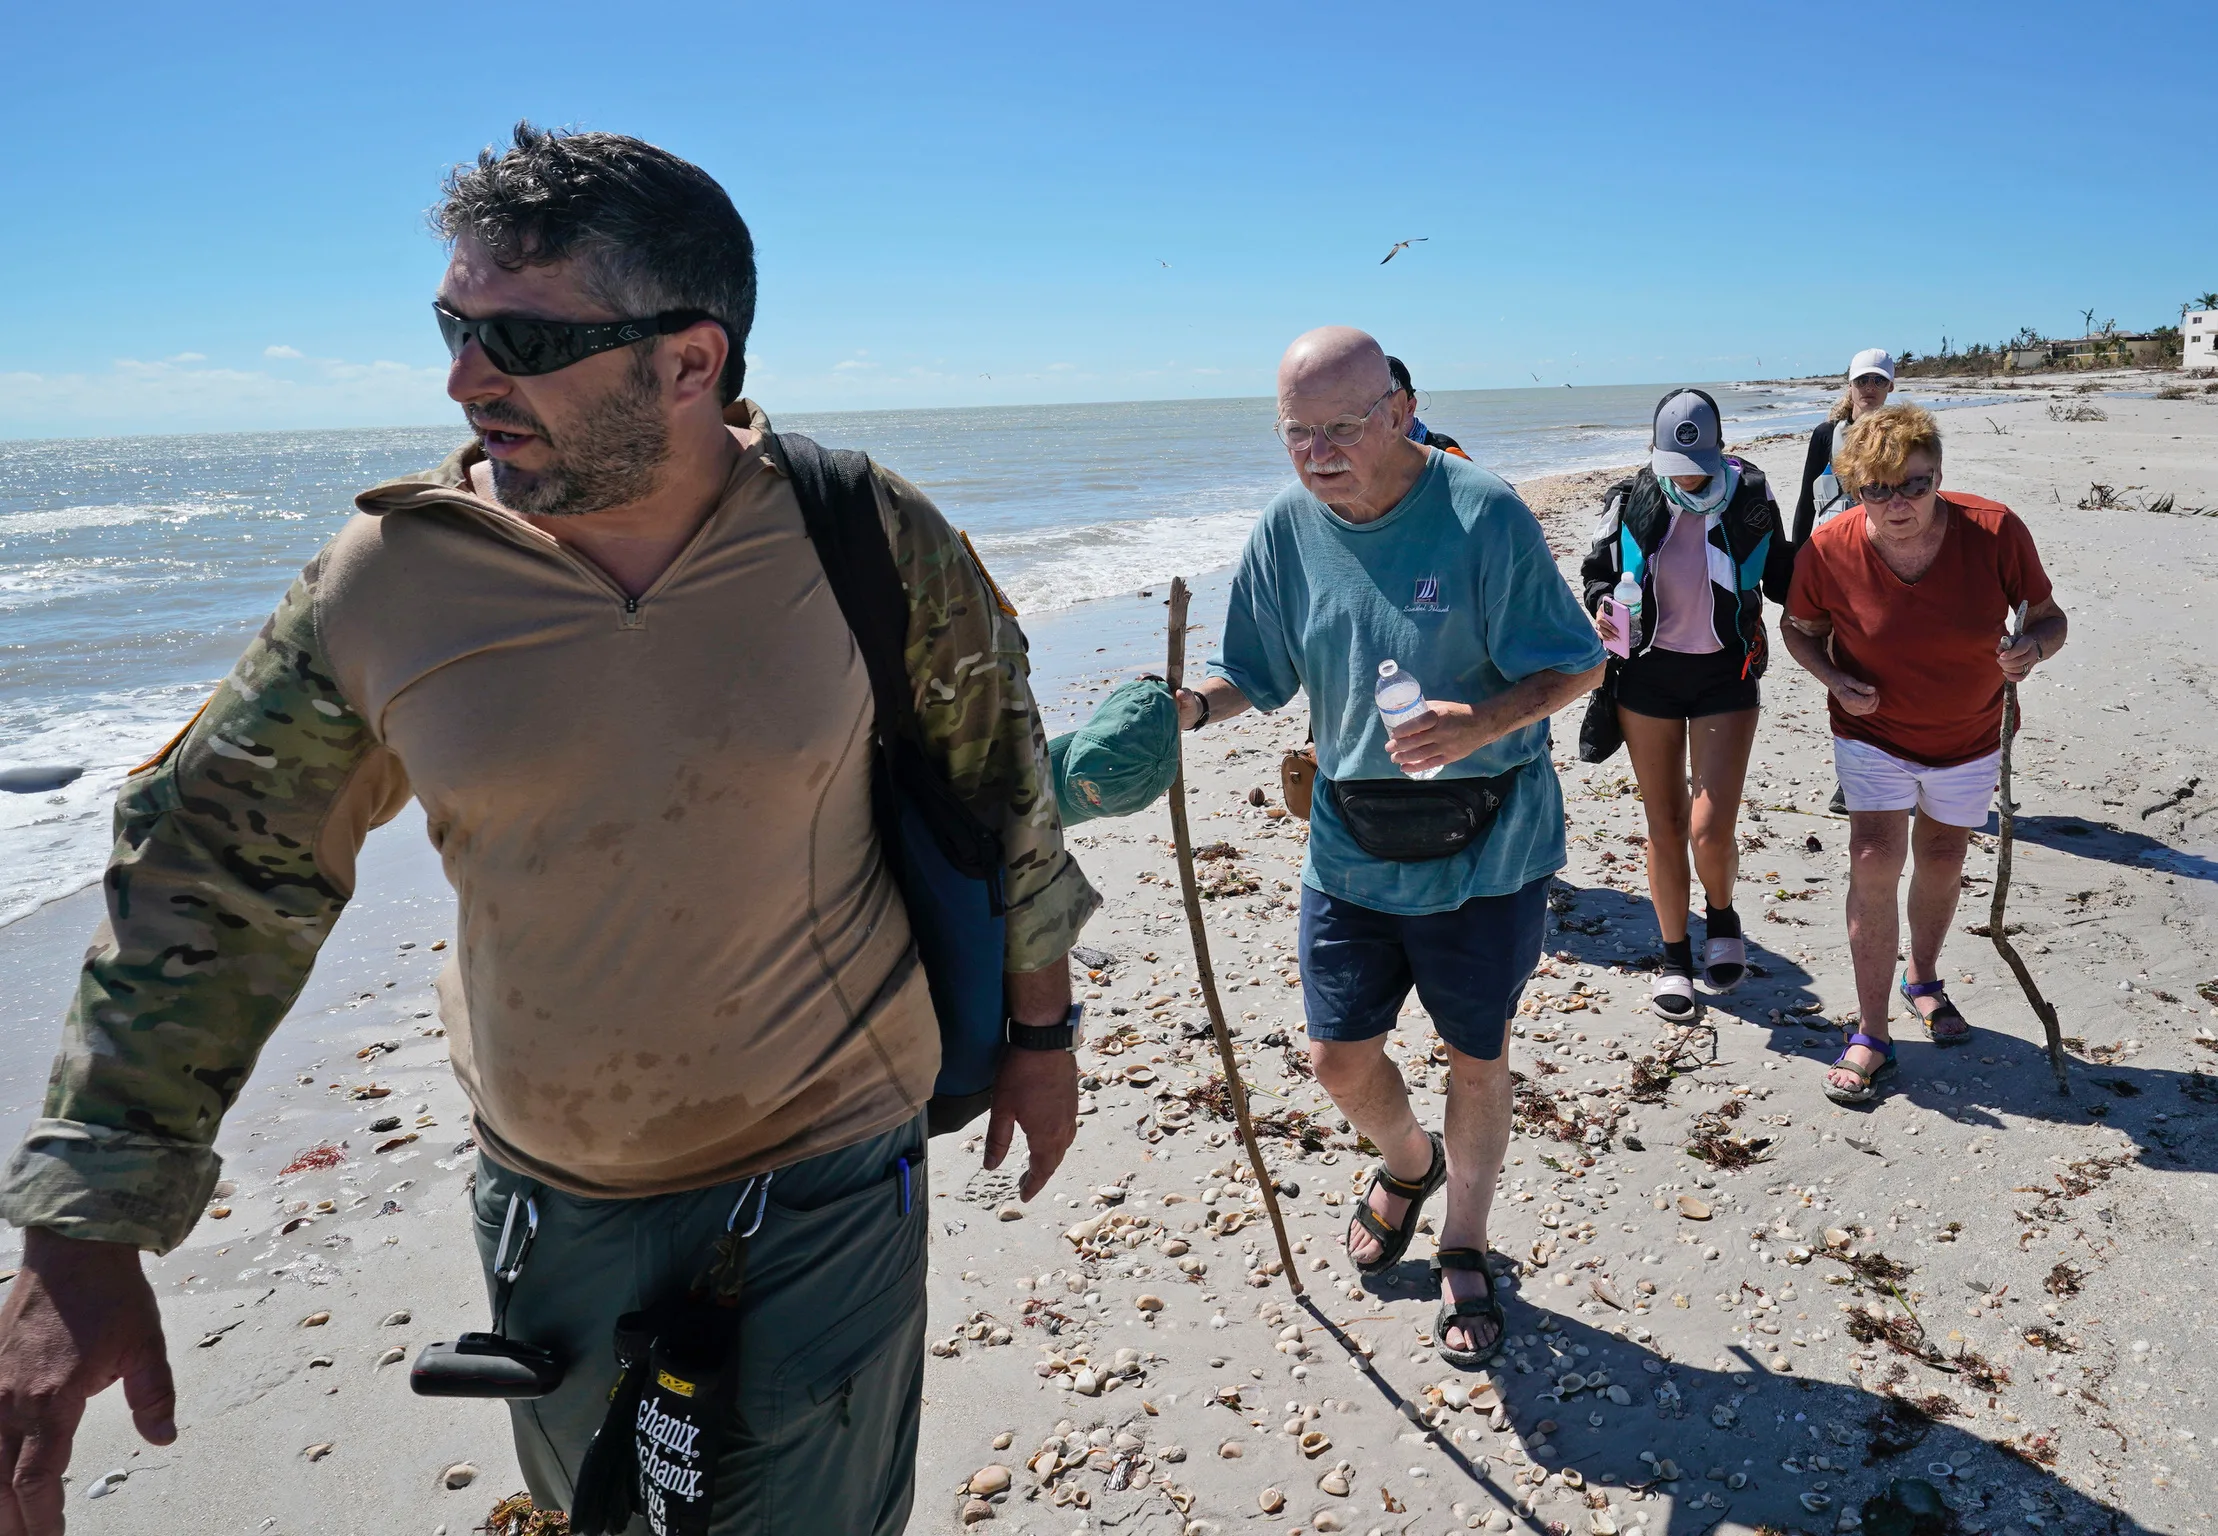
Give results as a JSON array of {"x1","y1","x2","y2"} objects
[
  {"x1": 1375, "y1": 660, "x2": 1442, "y2": 781},
  {"x1": 1609, "y1": 571, "x2": 1642, "y2": 656}
]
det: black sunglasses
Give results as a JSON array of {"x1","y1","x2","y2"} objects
[
  {"x1": 1856, "y1": 473, "x2": 1936, "y2": 506},
  {"x1": 433, "y1": 302, "x2": 719, "y2": 377}
]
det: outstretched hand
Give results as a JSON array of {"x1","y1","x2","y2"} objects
[{"x1": 0, "y1": 1231, "x2": 175, "y2": 1536}]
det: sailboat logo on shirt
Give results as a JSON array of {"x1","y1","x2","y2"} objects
[{"x1": 1407, "y1": 575, "x2": 1448, "y2": 613}]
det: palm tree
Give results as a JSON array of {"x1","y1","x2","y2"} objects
[
  {"x1": 2079, "y1": 307, "x2": 2098, "y2": 337},
  {"x1": 2198, "y1": 291, "x2": 2218, "y2": 313}
]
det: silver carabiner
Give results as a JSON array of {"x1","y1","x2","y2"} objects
[
  {"x1": 726, "y1": 1171, "x2": 774, "y2": 1239},
  {"x1": 493, "y1": 1191, "x2": 540, "y2": 1284}
]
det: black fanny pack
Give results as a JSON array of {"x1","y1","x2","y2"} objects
[{"x1": 1326, "y1": 769, "x2": 1521, "y2": 863}]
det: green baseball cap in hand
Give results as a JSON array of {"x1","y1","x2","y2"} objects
[{"x1": 1048, "y1": 677, "x2": 1180, "y2": 825}]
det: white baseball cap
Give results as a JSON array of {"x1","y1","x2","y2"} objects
[{"x1": 1848, "y1": 348, "x2": 1896, "y2": 383}]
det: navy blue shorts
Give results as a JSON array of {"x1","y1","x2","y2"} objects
[{"x1": 1298, "y1": 875, "x2": 1550, "y2": 1062}]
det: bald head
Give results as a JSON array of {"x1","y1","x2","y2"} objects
[
  {"x1": 1272, "y1": 325, "x2": 1426, "y2": 521},
  {"x1": 1277, "y1": 325, "x2": 1392, "y2": 410}
]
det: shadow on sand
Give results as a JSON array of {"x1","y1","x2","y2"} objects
[
  {"x1": 1541, "y1": 876, "x2": 2218, "y2": 1178},
  {"x1": 1322, "y1": 1262, "x2": 2149, "y2": 1536},
  {"x1": 1984, "y1": 813, "x2": 2218, "y2": 885}
]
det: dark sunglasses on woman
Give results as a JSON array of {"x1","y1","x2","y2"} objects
[{"x1": 1856, "y1": 473, "x2": 1936, "y2": 506}]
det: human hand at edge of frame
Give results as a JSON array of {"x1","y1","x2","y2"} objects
[
  {"x1": 0, "y1": 1230, "x2": 176, "y2": 1536},
  {"x1": 984, "y1": 1047, "x2": 1078, "y2": 1201},
  {"x1": 1383, "y1": 701, "x2": 1496, "y2": 776},
  {"x1": 1827, "y1": 673, "x2": 1881, "y2": 717}
]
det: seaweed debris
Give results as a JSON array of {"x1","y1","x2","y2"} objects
[
  {"x1": 1823, "y1": 1248, "x2": 1915, "y2": 1285},
  {"x1": 479, "y1": 1494, "x2": 571, "y2": 1535},
  {"x1": 1179, "y1": 1075, "x2": 1327, "y2": 1150},
  {"x1": 1845, "y1": 1305, "x2": 1952, "y2": 1371},
  {"x1": 1684, "y1": 1101, "x2": 1771, "y2": 1170},
  {"x1": 1510, "y1": 1071, "x2": 1607, "y2": 1146},
  {"x1": 1625, "y1": 1035, "x2": 1704, "y2": 1103},
  {"x1": 1953, "y1": 1348, "x2": 2011, "y2": 1393},
  {"x1": 2000, "y1": 1431, "x2": 2061, "y2": 1468},
  {"x1": 280, "y1": 1142, "x2": 347, "y2": 1175},
  {"x1": 1862, "y1": 1398, "x2": 1936, "y2": 1463},
  {"x1": 2010, "y1": 1153, "x2": 2131, "y2": 1221}
]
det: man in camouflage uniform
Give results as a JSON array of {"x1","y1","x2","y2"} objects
[{"x1": 0, "y1": 126, "x2": 1096, "y2": 1536}]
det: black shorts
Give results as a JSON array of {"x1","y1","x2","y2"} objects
[{"x1": 1615, "y1": 646, "x2": 1758, "y2": 721}]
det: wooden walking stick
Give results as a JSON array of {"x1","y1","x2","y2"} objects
[
  {"x1": 1987, "y1": 601, "x2": 2070, "y2": 1095},
  {"x1": 1163, "y1": 577, "x2": 1303, "y2": 1297}
]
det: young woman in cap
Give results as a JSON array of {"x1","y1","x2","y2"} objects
[
  {"x1": 1796, "y1": 350, "x2": 1897, "y2": 814},
  {"x1": 1580, "y1": 390, "x2": 1795, "y2": 1019},
  {"x1": 1782, "y1": 404, "x2": 2066, "y2": 1103},
  {"x1": 1793, "y1": 349, "x2": 1896, "y2": 549}
]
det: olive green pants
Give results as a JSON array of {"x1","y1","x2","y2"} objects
[{"x1": 471, "y1": 1113, "x2": 929, "y2": 1536}]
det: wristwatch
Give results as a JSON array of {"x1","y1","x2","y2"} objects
[
  {"x1": 1178, "y1": 687, "x2": 1210, "y2": 731},
  {"x1": 1007, "y1": 1002, "x2": 1084, "y2": 1052}
]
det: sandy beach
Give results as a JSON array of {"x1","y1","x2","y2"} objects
[{"x1": 19, "y1": 381, "x2": 2218, "y2": 1535}]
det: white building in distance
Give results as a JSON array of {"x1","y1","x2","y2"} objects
[{"x1": 2188, "y1": 308, "x2": 2218, "y2": 372}]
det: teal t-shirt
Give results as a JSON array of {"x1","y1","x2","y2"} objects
[{"x1": 1207, "y1": 452, "x2": 1605, "y2": 915}]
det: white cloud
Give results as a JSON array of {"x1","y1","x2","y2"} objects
[
  {"x1": 263, "y1": 344, "x2": 306, "y2": 360},
  {"x1": 167, "y1": 351, "x2": 207, "y2": 363},
  {"x1": 0, "y1": 353, "x2": 451, "y2": 439}
]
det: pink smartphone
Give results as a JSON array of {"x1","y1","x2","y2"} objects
[{"x1": 1599, "y1": 598, "x2": 1632, "y2": 658}]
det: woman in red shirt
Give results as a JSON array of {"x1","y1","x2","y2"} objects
[{"x1": 1782, "y1": 405, "x2": 2068, "y2": 1103}]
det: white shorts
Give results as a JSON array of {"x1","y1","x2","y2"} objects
[{"x1": 1832, "y1": 737, "x2": 2000, "y2": 829}]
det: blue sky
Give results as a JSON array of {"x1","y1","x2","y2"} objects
[{"x1": 2, "y1": 0, "x2": 2210, "y2": 439}]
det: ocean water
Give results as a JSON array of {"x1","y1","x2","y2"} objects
[{"x1": 0, "y1": 381, "x2": 1840, "y2": 923}]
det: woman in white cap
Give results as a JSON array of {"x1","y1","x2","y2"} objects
[
  {"x1": 1796, "y1": 350, "x2": 1896, "y2": 816},
  {"x1": 1580, "y1": 389, "x2": 1794, "y2": 1018},
  {"x1": 1793, "y1": 349, "x2": 1895, "y2": 549}
]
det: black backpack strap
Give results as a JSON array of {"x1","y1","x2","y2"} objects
[
  {"x1": 776, "y1": 431, "x2": 1005, "y2": 886},
  {"x1": 776, "y1": 431, "x2": 917, "y2": 742}
]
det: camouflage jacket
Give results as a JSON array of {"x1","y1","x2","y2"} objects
[{"x1": 0, "y1": 406, "x2": 1097, "y2": 1251}]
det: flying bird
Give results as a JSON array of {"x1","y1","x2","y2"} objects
[
  {"x1": 1379, "y1": 238, "x2": 1429, "y2": 265},
  {"x1": 1158, "y1": 259, "x2": 1171, "y2": 268}
]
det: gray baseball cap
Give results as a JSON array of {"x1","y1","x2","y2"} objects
[{"x1": 1651, "y1": 389, "x2": 1726, "y2": 478}]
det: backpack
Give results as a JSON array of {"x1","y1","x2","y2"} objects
[
  {"x1": 777, "y1": 432, "x2": 1011, "y2": 1137},
  {"x1": 1811, "y1": 420, "x2": 1854, "y2": 529}
]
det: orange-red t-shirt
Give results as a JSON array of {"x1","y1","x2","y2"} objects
[{"x1": 1786, "y1": 493, "x2": 2053, "y2": 767}]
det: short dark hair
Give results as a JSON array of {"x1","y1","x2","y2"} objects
[
  {"x1": 1385, "y1": 355, "x2": 1414, "y2": 396},
  {"x1": 435, "y1": 122, "x2": 757, "y2": 403}
]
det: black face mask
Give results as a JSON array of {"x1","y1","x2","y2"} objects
[{"x1": 434, "y1": 302, "x2": 719, "y2": 376}]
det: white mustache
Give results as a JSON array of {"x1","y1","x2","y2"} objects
[{"x1": 1303, "y1": 455, "x2": 1352, "y2": 474}]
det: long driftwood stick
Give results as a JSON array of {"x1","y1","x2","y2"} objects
[
  {"x1": 1988, "y1": 608, "x2": 2069, "y2": 1095},
  {"x1": 1163, "y1": 577, "x2": 1303, "y2": 1296}
]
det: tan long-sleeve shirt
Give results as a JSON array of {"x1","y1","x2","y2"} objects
[{"x1": 0, "y1": 408, "x2": 1097, "y2": 1247}]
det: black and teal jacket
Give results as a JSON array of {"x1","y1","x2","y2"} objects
[{"x1": 1577, "y1": 458, "x2": 1795, "y2": 680}]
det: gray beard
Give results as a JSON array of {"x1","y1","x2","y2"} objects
[{"x1": 486, "y1": 351, "x2": 671, "y2": 518}]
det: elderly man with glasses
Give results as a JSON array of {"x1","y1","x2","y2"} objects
[{"x1": 1173, "y1": 326, "x2": 1603, "y2": 1365}]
